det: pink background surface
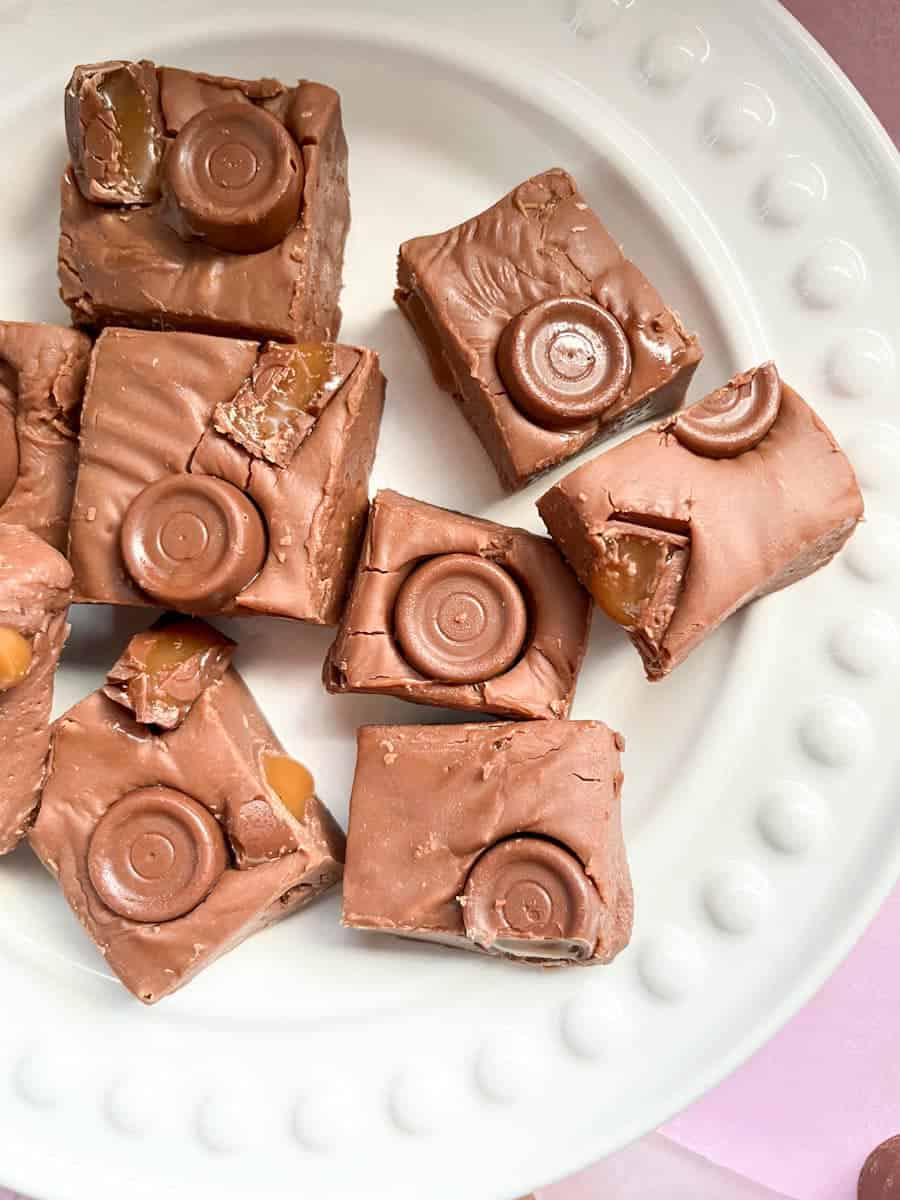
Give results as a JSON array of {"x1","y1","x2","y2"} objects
[{"x1": 1, "y1": 4, "x2": 898, "y2": 1200}]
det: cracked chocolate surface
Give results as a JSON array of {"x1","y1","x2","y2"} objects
[
  {"x1": 342, "y1": 720, "x2": 632, "y2": 967},
  {"x1": 29, "y1": 650, "x2": 345, "y2": 1004},
  {"x1": 0, "y1": 524, "x2": 72, "y2": 854},
  {"x1": 59, "y1": 63, "x2": 349, "y2": 342},
  {"x1": 538, "y1": 365, "x2": 864, "y2": 678},
  {"x1": 323, "y1": 489, "x2": 592, "y2": 719},
  {"x1": 396, "y1": 168, "x2": 703, "y2": 490},
  {"x1": 69, "y1": 328, "x2": 384, "y2": 624},
  {"x1": 0, "y1": 321, "x2": 91, "y2": 552}
]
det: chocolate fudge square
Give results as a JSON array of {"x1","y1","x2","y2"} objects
[
  {"x1": 69, "y1": 328, "x2": 384, "y2": 624},
  {"x1": 29, "y1": 618, "x2": 345, "y2": 1004},
  {"x1": 538, "y1": 363, "x2": 864, "y2": 679},
  {"x1": 0, "y1": 524, "x2": 72, "y2": 854},
  {"x1": 0, "y1": 321, "x2": 91, "y2": 552},
  {"x1": 343, "y1": 721, "x2": 632, "y2": 966},
  {"x1": 324, "y1": 490, "x2": 591, "y2": 720},
  {"x1": 396, "y1": 168, "x2": 703, "y2": 491},
  {"x1": 59, "y1": 61, "x2": 349, "y2": 342}
]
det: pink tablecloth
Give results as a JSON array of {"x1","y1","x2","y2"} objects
[{"x1": 2, "y1": 5, "x2": 898, "y2": 1200}]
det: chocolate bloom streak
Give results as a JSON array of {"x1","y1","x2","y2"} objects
[
  {"x1": 0, "y1": 524, "x2": 72, "y2": 854},
  {"x1": 538, "y1": 365, "x2": 864, "y2": 679}
]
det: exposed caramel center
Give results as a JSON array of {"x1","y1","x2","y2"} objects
[
  {"x1": 0, "y1": 625, "x2": 33, "y2": 692},
  {"x1": 98, "y1": 68, "x2": 158, "y2": 189},
  {"x1": 144, "y1": 621, "x2": 226, "y2": 674},
  {"x1": 590, "y1": 535, "x2": 666, "y2": 627},
  {"x1": 254, "y1": 343, "x2": 335, "y2": 438},
  {"x1": 263, "y1": 755, "x2": 314, "y2": 823}
]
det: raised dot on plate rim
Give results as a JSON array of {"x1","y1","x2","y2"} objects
[
  {"x1": 637, "y1": 928, "x2": 704, "y2": 1002},
  {"x1": 843, "y1": 513, "x2": 900, "y2": 583},
  {"x1": 795, "y1": 238, "x2": 868, "y2": 310},
  {"x1": 797, "y1": 694, "x2": 872, "y2": 768},
  {"x1": 14, "y1": 1050, "x2": 60, "y2": 1109},
  {"x1": 826, "y1": 329, "x2": 896, "y2": 399},
  {"x1": 560, "y1": 989, "x2": 632, "y2": 1060},
  {"x1": 567, "y1": 0, "x2": 635, "y2": 39},
  {"x1": 829, "y1": 609, "x2": 899, "y2": 677},
  {"x1": 639, "y1": 24, "x2": 710, "y2": 90},
  {"x1": 756, "y1": 155, "x2": 827, "y2": 227},
  {"x1": 473, "y1": 1037, "x2": 534, "y2": 1104},
  {"x1": 703, "y1": 863, "x2": 773, "y2": 935},
  {"x1": 757, "y1": 781, "x2": 827, "y2": 855},
  {"x1": 195, "y1": 1095, "x2": 249, "y2": 1154},
  {"x1": 388, "y1": 1072, "x2": 447, "y2": 1136},
  {"x1": 704, "y1": 83, "x2": 776, "y2": 154}
]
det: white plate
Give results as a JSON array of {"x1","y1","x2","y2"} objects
[{"x1": 1, "y1": 1, "x2": 899, "y2": 1197}]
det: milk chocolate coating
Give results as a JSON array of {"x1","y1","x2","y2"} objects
[
  {"x1": 29, "y1": 662, "x2": 346, "y2": 1003},
  {"x1": 0, "y1": 524, "x2": 72, "y2": 854},
  {"x1": 0, "y1": 321, "x2": 91, "y2": 552},
  {"x1": 396, "y1": 168, "x2": 702, "y2": 491},
  {"x1": 87, "y1": 786, "x2": 229, "y2": 923},
  {"x1": 163, "y1": 103, "x2": 303, "y2": 253},
  {"x1": 69, "y1": 329, "x2": 384, "y2": 624},
  {"x1": 65, "y1": 60, "x2": 164, "y2": 206},
  {"x1": 859, "y1": 1136, "x2": 900, "y2": 1200},
  {"x1": 462, "y1": 837, "x2": 601, "y2": 961},
  {"x1": 393, "y1": 553, "x2": 528, "y2": 684},
  {"x1": 60, "y1": 64, "x2": 349, "y2": 342},
  {"x1": 120, "y1": 474, "x2": 268, "y2": 612},
  {"x1": 538, "y1": 366, "x2": 864, "y2": 679},
  {"x1": 324, "y1": 490, "x2": 592, "y2": 720},
  {"x1": 342, "y1": 720, "x2": 632, "y2": 967},
  {"x1": 671, "y1": 361, "x2": 781, "y2": 458},
  {"x1": 497, "y1": 296, "x2": 632, "y2": 429},
  {"x1": 103, "y1": 615, "x2": 235, "y2": 729}
]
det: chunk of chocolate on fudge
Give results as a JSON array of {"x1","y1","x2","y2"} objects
[
  {"x1": 538, "y1": 363, "x2": 864, "y2": 679},
  {"x1": 324, "y1": 489, "x2": 592, "y2": 720},
  {"x1": 69, "y1": 328, "x2": 384, "y2": 624},
  {"x1": 0, "y1": 321, "x2": 91, "y2": 552},
  {"x1": 342, "y1": 720, "x2": 632, "y2": 967},
  {"x1": 396, "y1": 168, "x2": 702, "y2": 491},
  {"x1": 0, "y1": 524, "x2": 72, "y2": 854},
  {"x1": 29, "y1": 618, "x2": 345, "y2": 1004},
  {"x1": 60, "y1": 61, "x2": 349, "y2": 342}
]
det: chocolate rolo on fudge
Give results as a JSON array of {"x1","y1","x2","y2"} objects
[
  {"x1": 0, "y1": 321, "x2": 91, "y2": 552},
  {"x1": 59, "y1": 61, "x2": 349, "y2": 342},
  {"x1": 342, "y1": 720, "x2": 632, "y2": 966},
  {"x1": 69, "y1": 328, "x2": 384, "y2": 624},
  {"x1": 396, "y1": 168, "x2": 703, "y2": 491},
  {"x1": 538, "y1": 363, "x2": 865, "y2": 679},
  {"x1": 29, "y1": 618, "x2": 345, "y2": 1004},
  {"x1": 0, "y1": 525, "x2": 72, "y2": 854},
  {"x1": 324, "y1": 489, "x2": 592, "y2": 720}
]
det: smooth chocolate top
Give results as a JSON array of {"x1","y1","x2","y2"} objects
[
  {"x1": 343, "y1": 720, "x2": 632, "y2": 965},
  {"x1": 325, "y1": 489, "x2": 592, "y2": 719},
  {"x1": 69, "y1": 328, "x2": 383, "y2": 624},
  {"x1": 103, "y1": 614, "x2": 235, "y2": 729},
  {"x1": 0, "y1": 523, "x2": 72, "y2": 854},
  {"x1": 397, "y1": 168, "x2": 702, "y2": 484},
  {"x1": 0, "y1": 321, "x2": 91, "y2": 552},
  {"x1": 30, "y1": 668, "x2": 345, "y2": 1003},
  {"x1": 538, "y1": 366, "x2": 864, "y2": 676},
  {"x1": 60, "y1": 64, "x2": 349, "y2": 342}
]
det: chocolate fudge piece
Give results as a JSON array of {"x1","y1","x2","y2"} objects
[
  {"x1": 860, "y1": 1137, "x2": 900, "y2": 1200},
  {"x1": 59, "y1": 61, "x2": 349, "y2": 342},
  {"x1": 29, "y1": 619, "x2": 345, "y2": 1004},
  {"x1": 69, "y1": 328, "x2": 384, "y2": 624},
  {"x1": 343, "y1": 721, "x2": 632, "y2": 966},
  {"x1": 324, "y1": 490, "x2": 592, "y2": 720},
  {"x1": 538, "y1": 363, "x2": 864, "y2": 679},
  {"x1": 396, "y1": 168, "x2": 702, "y2": 491},
  {"x1": 0, "y1": 321, "x2": 91, "y2": 551},
  {"x1": 0, "y1": 525, "x2": 72, "y2": 854}
]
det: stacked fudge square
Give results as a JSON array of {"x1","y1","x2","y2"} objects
[{"x1": 0, "y1": 56, "x2": 864, "y2": 1003}]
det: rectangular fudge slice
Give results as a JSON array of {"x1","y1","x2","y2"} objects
[
  {"x1": 396, "y1": 168, "x2": 702, "y2": 491},
  {"x1": 69, "y1": 328, "x2": 384, "y2": 624},
  {"x1": 538, "y1": 363, "x2": 864, "y2": 679},
  {"x1": 60, "y1": 61, "x2": 349, "y2": 342},
  {"x1": 343, "y1": 720, "x2": 632, "y2": 966},
  {"x1": 324, "y1": 489, "x2": 591, "y2": 720}
]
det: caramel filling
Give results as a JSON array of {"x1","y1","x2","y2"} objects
[
  {"x1": 264, "y1": 755, "x2": 314, "y2": 823},
  {"x1": 252, "y1": 343, "x2": 336, "y2": 438},
  {"x1": 0, "y1": 625, "x2": 33, "y2": 692},
  {"x1": 97, "y1": 68, "x2": 159, "y2": 190},
  {"x1": 590, "y1": 533, "x2": 670, "y2": 627},
  {"x1": 144, "y1": 621, "x2": 227, "y2": 674}
]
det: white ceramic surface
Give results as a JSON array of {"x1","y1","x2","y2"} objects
[{"x1": 0, "y1": 2, "x2": 898, "y2": 1198}]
